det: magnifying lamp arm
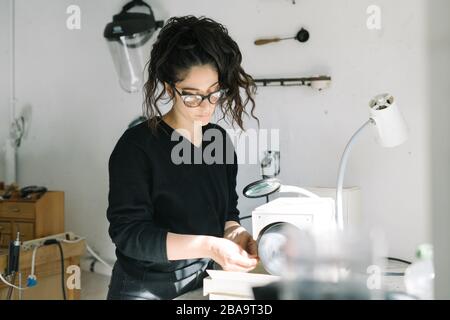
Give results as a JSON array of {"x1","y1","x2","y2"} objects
[
  {"x1": 278, "y1": 185, "x2": 320, "y2": 198},
  {"x1": 336, "y1": 119, "x2": 375, "y2": 230}
]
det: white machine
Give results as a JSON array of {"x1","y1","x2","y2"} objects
[
  {"x1": 252, "y1": 196, "x2": 335, "y2": 240},
  {"x1": 251, "y1": 187, "x2": 361, "y2": 275},
  {"x1": 252, "y1": 187, "x2": 361, "y2": 240}
]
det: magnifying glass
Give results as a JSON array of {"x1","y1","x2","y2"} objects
[
  {"x1": 243, "y1": 178, "x2": 319, "y2": 200},
  {"x1": 243, "y1": 178, "x2": 282, "y2": 199}
]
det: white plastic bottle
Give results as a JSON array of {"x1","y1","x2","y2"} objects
[{"x1": 404, "y1": 244, "x2": 435, "y2": 300}]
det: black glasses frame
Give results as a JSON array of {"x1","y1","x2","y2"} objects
[{"x1": 171, "y1": 85, "x2": 228, "y2": 108}]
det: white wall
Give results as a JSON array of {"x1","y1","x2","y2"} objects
[
  {"x1": 429, "y1": 0, "x2": 450, "y2": 300},
  {"x1": 0, "y1": 0, "x2": 11, "y2": 181},
  {"x1": 0, "y1": 0, "x2": 433, "y2": 262}
]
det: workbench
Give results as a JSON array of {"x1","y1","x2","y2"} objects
[
  {"x1": 0, "y1": 239, "x2": 86, "y2": 300},
  {"x1": 176, "y1": 260, "x2": 408, "y2": 300}
]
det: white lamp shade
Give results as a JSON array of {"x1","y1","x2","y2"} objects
[{"x1": 369, "y1": 94, "x2": 409, "y2": 148}]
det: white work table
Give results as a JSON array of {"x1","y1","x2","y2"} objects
[{"x1": 176, "y1": 260, "x2": 408, "y2": 300}]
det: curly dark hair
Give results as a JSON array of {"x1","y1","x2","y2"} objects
[{"x1": 143, "y1": 15, "x2": 258, "y2": 131}]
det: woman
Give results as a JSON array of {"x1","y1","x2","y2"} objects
[{"x1": 106, "y1": 15, "x2": 259, "y2": 300}]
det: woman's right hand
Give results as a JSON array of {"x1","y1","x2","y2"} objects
[{"x1": 207, "y1": 237, "x2": 258, "y2": 272}]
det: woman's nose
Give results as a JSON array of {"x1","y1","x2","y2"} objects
[{"x1": 200, "y1": 98, "x2": 214, "y2": 108}]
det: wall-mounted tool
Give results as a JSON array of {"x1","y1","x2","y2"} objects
[
  {"x1": 254, "y1": 76, "x2": 331, "y2": 91},
  {"x1": 104, "y1": 0, "x2": 164, "y2": 93},
  {"x1": 255, "y1": 28, "x2": 310, "y2": 46}
]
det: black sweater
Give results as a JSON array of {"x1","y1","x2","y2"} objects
[{"x1": 107, "y1": 118, "x2": 240, "y2": 286}]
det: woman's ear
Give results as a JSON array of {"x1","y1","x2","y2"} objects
[{"x1": 164, "y1": 82, "x2": 174, "y2": 98}]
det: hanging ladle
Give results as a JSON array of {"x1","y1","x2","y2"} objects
[{"x1": 254, "y1": 28, "x2": 310, "y2": 46}]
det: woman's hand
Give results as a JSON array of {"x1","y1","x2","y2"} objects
[
  {"x1": 223, "y1": 223, "x2": 258, "y2": 259},
  {"x1": 207, "y1": 237, "x2": 258, "y2": 272}
]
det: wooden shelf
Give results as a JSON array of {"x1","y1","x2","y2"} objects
[{"x1": 0, "y1": 191, "x2": 64, "y2": 247}]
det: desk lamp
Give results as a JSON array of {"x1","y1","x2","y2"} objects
[{"x1": 336, "y1": 94, "x2": 409, "y2": 230}]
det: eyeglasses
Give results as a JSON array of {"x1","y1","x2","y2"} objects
[{"x1": 171, "y1": 85, "x2": 228, "y2": 108}]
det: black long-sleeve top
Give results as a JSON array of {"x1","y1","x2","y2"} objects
[{"x1": 106, "y1": 118, "x2": 240, "y2": 288}]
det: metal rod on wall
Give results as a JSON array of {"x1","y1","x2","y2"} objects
[{"x1": 254, "y1": 76, "x2": 332, "y2": 91}]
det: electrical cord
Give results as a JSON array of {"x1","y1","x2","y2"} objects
[
  {"x1": 30, "y1": 246, "x2": 39, "y2": 281},
  {"x1": 85, "y1": 244, "x2": 113, "y2": 270},
  {"x1": 381, "y1": 257, "x2": 411, "y2": 277},
  {"x1": 43, "y1": 239, "x2": 66, "y2": 300},
  {"x1": 56, "y1": 241, "x2": 66, "y2": 300},
  {"x1": 61, "y1": 238, "x2": 84, "y2": 244},
  {"x1": 24, "y1": 245, "x2": 39, "y2": 288},
  {"x1": 383, "y1": 272, "x2": 405, "y2": 276},
  {"x1": 24, "y1": 239, "x2": 75, "y2": 299},
  {"x1": 0, "y1": 273, "x2": 25, "y2": 291},
  {"x1": 387, "y1": 257, "x2": 412, "y2": 265},
  {"x1": 6, "y1": 273, "x2": 16, "y2": 300},
  {"x1": 1, "y1": 235, "x2": 113, "y2": 299}
]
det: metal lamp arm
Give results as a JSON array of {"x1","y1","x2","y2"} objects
[
  {"x1": 336, "y1": 119, "x2": 375, "y2": 230},
  {"x1": 278, "y1": 185, "x2": 320, "y2": 198}
]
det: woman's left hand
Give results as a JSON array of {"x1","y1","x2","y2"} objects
[{"x1": 224, "y1": 224, "x2": 258, "y2": 258}]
